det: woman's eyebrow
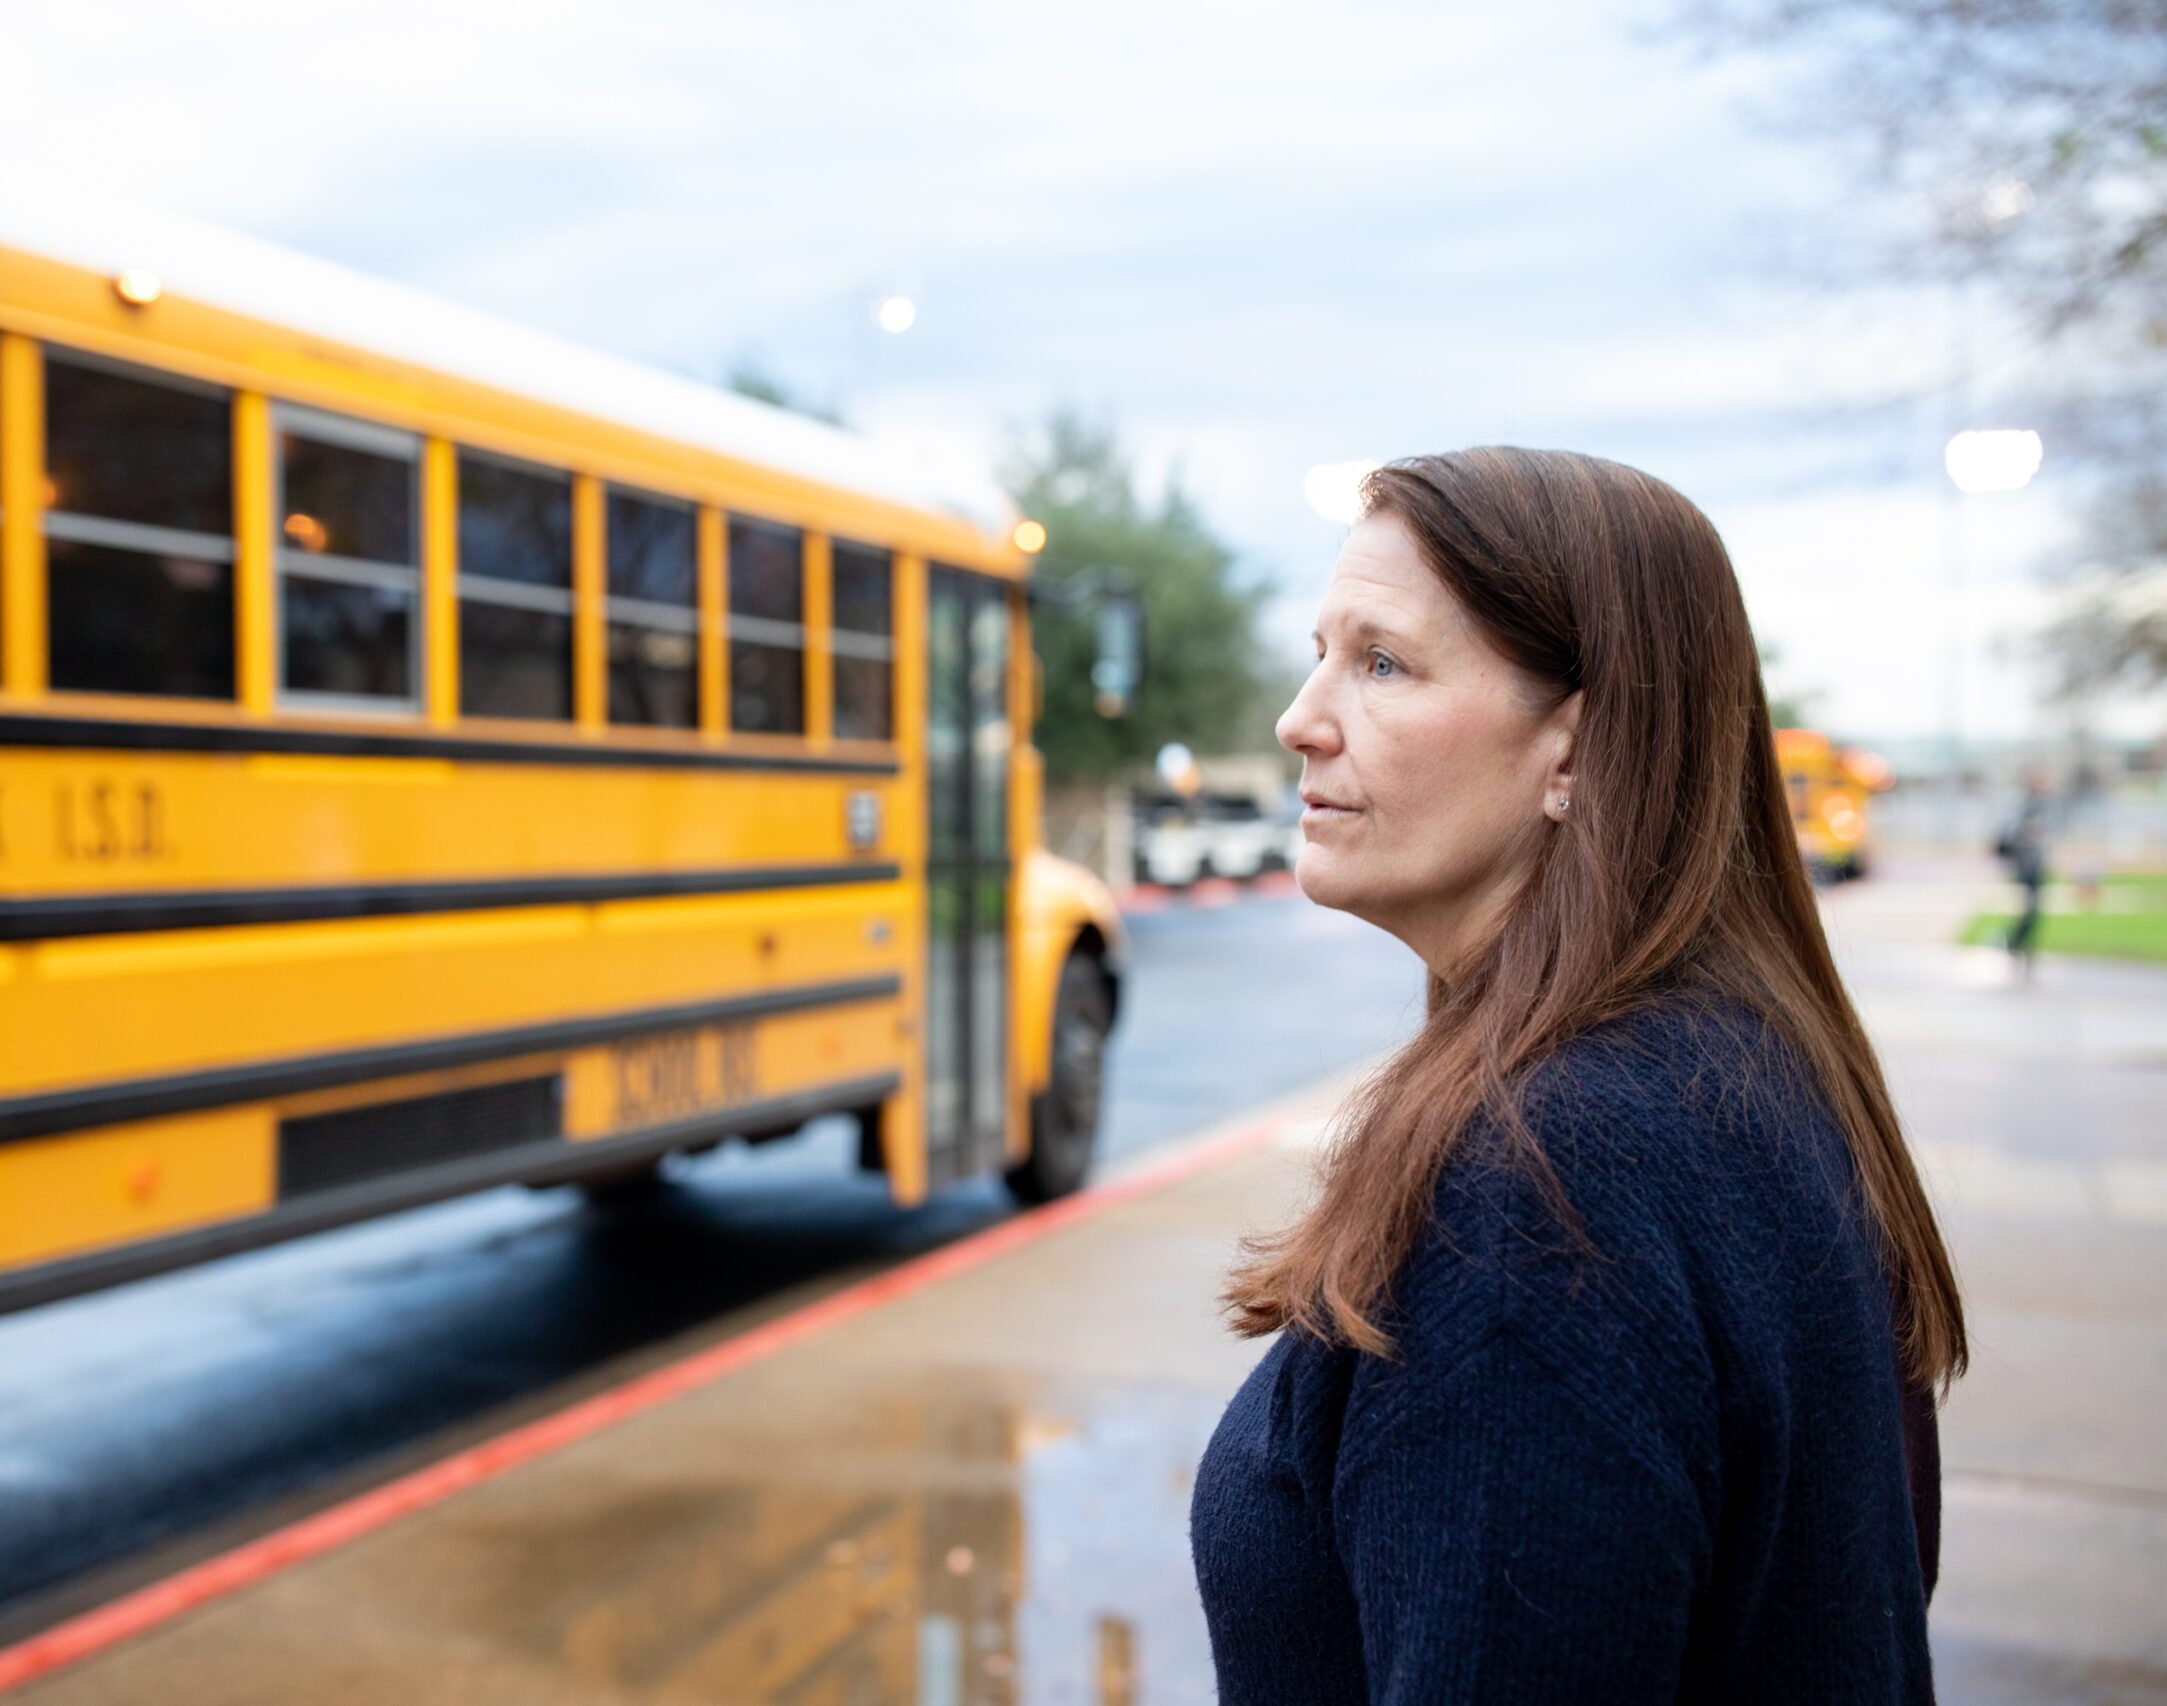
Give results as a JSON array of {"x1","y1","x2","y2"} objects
[{"x1": 1312, "y1": 615, "x2": 1415, "y2": 649}]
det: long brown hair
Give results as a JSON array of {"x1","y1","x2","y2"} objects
[{"x1": 1224, "y1": 448, "x2": 1966, "y2": 1393}]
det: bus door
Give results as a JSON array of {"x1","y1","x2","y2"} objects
[{"x1": 924, "y1": 569, "x2": 1011, "y2": 1187}]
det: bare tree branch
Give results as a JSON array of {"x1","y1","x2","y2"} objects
[{"x1": 1670, "y1": 0, "x2": 2167, "y2": 691}]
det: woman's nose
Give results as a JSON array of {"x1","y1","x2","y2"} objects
[{"x1": 1276, "y1": 666, "x2": 1339, "y2": 756}]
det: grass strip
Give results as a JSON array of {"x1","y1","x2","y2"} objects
[{"x1": 1958, "y1": 876, "x2": 2167, "y2": 965}]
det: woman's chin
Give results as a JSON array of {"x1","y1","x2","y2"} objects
[{"x1": 1294, "y1": 845, "x2": 1358, "y2": 912}]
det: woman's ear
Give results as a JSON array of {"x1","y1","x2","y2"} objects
[{"x1": 1544, "y1": 690, "x2": 1583, "y2": 823}]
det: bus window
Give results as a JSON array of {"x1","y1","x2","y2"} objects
[
  {"x1": 604, "y1": 487, "x2": 698, "y2": 728},
  {"x1": 967, "y1": 585, "x2": 1010, "y2": 1145},
  {"x1": 727, "y1": 516, "x2": 805, "y2": 735},
  {"x1": 276, "y1": 407, "x2": 420, "y2": 707},
  {"x1": 924, "y1": 569, "x2": 1012, "y2": 1173},
  {"x1": 831, "y1": 540, "x2": 894, "y2": 741},
  {"x1": 43, "y1": 351, "x2": 234, "y2": 699},
  {"x1": 458, "y1": 453, "x2": 573, "y2": 720},
  {"x1": 971, "y1": 589, "x2": 1010, "y2": 859}
]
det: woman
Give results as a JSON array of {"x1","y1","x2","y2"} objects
[{"x1": 1189, "y1": 450, "x2": 1962, "y2": 1703}]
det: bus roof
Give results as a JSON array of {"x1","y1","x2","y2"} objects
[{"x1": 0, "y1": 175, "x2": 1016, "y2": 543}]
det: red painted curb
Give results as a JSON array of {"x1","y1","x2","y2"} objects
[
  {"x1": 1121, "y1": 871, "x2": 1298, "y2": 917},
  {"x1": 0, "y1": 1115, "x2": 1285, "y2": 1694}
]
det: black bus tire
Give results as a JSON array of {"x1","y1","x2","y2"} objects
[{"x1": 1005, "y1": 954, "x2": 1112, "y2": 1205}]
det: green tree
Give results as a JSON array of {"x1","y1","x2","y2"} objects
[
  {"x1": 723, "y1": 356, "x2": 848, "y2": 428},
  {"x1": 1759, "y1": 641, "x2": 1819, "y2": 729},
  {"x1": 1007, "y1": 411, "x2": 1275, "y2": 784}
]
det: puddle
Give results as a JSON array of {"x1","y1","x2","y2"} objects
[
  {"x1": 34, "y1": 1370, "x2": 1234, "y2": 1704},
  {"x1": 494, "y1": 1378, "x2": 1224, "y2": 1703}
]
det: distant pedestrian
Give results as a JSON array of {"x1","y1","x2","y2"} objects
[
  {"x1": 1996, "y1": 776, "x2": 2052, "y2": 981},
  {"x1": 1191, "y1": 449, "x2": 1961, "y2": 1704}
]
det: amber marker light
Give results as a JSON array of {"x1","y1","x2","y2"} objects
[
  {"x1": 283, "y1": 512, "x2": 328, "y2": 552},
  {"x1": 1012, "y1": 518, "x2": 1048, "y2": 554},
  {"x1": 114, "y1": 268, "x2": 163, "y2": 307}
]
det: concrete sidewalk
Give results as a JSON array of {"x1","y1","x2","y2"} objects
[{"x1": 1820, "y1": 868, "x2": 2167, "y2": 1704}]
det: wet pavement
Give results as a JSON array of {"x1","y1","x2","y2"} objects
[
  {"x1": 1823, "y1": 860, "x2": 2167, "y2": 1705},
  {"x1": 6, "y1": 857, "x2": 2164, "y2": 1703},
  {"x1": 0, "y1": 890, "x2": 1413, "y2": 1636},
  {"x1": 4, "y1": 1084, "x2": 1352, "y2": 1704}
]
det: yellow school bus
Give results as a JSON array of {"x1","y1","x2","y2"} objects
[
  {"x1": 1774, "y1": 727, "x2": 1890, "y2": 882},
  {"x1": 0, "y1": 184, "x2": 1126, "y2": 1313}
]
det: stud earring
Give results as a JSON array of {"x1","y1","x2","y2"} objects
[{"x1": 1557, "y1": 797, "x2": 1571, "y2": 815}]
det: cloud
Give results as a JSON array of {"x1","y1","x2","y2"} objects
[{"x1": 0, "y1": 0, "x2": 2120, "y2": 742}]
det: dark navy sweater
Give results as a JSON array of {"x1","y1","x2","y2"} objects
[{"x1": 1190, "y1": 997, "x2": 1939, "y2": 1703}]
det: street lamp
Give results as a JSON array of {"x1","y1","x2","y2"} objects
[
  {"x1": 1940, "y1": 426, "x2": 2043, "y2": 806},
  {"x1": 1933, "y1": 176, "x2": 2037, "y2": 799},
  {"x1": 1945, "y1": 428, "x2": 2043, "y2": 494}
]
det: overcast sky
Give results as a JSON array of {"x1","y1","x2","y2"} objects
[{"x1": 4, "y1": 0, "x2": 2133, "y2": 748}]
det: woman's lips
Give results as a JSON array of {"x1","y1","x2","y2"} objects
[{"x1": 1300, "y1": 801, "x2": 1359, "y2": 827}]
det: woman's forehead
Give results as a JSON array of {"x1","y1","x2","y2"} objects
[
  {"x1": 1333, "y1": 511, "x2": 1424, "y2": 578},
  {"x1": 1317, "y1": 518, "x2": 1459, "y2": 637}
]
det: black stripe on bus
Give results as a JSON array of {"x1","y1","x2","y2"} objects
[
  {"x1": 0, "y1": 975, "x2": 903, "y2": 1146},
  {"x1": 0, "y1": 713, "x2": 901, "y2": 776},
  {"x1": 0, "y1": 862, "x2": 905, "y2": 942},
  {"x1": 0, "y1": 1070, "x2": 903, "y2": 1317}
]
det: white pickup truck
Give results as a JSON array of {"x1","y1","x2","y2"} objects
[{"x1": 1133, "y1": 793, "x2": 1294, "y2": 887}]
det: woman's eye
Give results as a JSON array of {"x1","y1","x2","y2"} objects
[{"x1": 1367, "y1": 650, "x2": 1398, "y2": 679}]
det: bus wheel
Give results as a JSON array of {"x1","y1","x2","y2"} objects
[{"x1": 1005, "y1": 955, "x2": 1111, "y2": 1205}]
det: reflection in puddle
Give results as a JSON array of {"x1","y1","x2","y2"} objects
[{"x1": 472, "y1": 1379, "x2": 1220, "y2": 1703}]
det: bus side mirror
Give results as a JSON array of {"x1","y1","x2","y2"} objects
[{"x1": 1092, "y1": 592, "x2": 1143, "y2": 718}]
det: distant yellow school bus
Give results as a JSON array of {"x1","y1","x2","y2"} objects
[
  {"x1": 1774, "y1": 728, "x2": 1890, "y2": 882},
  {"x1": 0, "y1": 186, "x2": 1125, "y2": 1312}
]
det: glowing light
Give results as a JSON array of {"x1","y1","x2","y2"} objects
[
  {"x1": 1155, "y1": 741, "x2": 1201, "y2": 797},
  {"x1": 114, "y1": 268, "x2": 163, "y2": 307},
  {"x1": 1303, "y1": 460, "x2": 1380, "y2": 525},
  {"x1": 1945, "y1": 429, "x2": 2042, "y2": 493},
  {"x1": 1011, "y1": 518, "x2": 1048, "y2": 554},
  {"x1": 283, "y1": 512, "x2": 328, "y2": 552},
  {"x1": 1846, "y1": 750, "x2": 1894, "y2": 791},
  {"x1": 875, "y1": 294, "x2": 917, "y2": 334},
  {"x1": 1978, "y1": 177, "x2": 2034, "y2": 225}
]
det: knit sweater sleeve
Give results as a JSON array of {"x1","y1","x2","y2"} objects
[{"x1": 1328, "y1": 1137, "x2": 1719, "y2": 1704}]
